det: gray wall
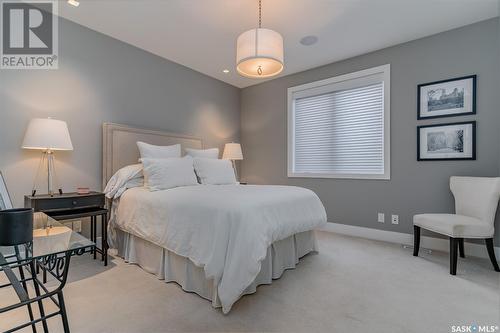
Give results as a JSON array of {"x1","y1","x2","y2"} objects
[
  {"x1": 0, "y1": 17, "x2": 240, "y2": 207},
  {"x1": 498, "y1": 15, "x2": 500, "y2": 176},
  {"x1": 0, "y1": 15, "x2": 498, "y2": 244},
  {"x1": 241, "y1": 18, "x2": 500, "y2": 243}
]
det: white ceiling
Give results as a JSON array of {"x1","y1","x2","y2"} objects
[{"x1": 58, "y1": 0, "x2": 499, "y2": 88}]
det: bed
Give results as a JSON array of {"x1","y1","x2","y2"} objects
[{"x1": 103, "y1": 123, "x2": 327, "y2": 313}]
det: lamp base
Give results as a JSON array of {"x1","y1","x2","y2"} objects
[
  {"x1": 32, "y1": 150, "x2": 63, "y2": 197},
  {"x1": 231, "y1": 160, "x2": 239, "y2": 181},
  {"x1": 31, "y1": 188, "x2": 63, "y2": 197}
]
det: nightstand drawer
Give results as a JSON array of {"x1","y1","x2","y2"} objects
[
  {"x1": 35, "y1": 196, "x2": 103, "y2": 211},
  {"x1": 25, "y1": 192, "x2": 105, "y2": 213}
]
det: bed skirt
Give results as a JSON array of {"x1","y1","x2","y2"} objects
[{"x1": 115, "y1": 229, "x2": 318, "y2": 309}]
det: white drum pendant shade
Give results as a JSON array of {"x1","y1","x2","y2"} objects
[{"x1": 236, "y1": 28, "x2": 284, "y2": 78}]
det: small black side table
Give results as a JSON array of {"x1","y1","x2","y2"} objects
[{"x1": 24, "y1": 192, "x2": 109, "y2": 266}]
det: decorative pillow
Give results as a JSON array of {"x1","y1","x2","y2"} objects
[
  {"x1": 185, "y1": 148, "x2": 219, "y2": 159},
  {"x1": 137, "y1": 141, "x2": 181, "y2": 159},
  {"x1": 141, "y1": 157, "x2": 198, "y2": 191},
  {"x1": 193, "y1": 158, "x2": 237, "y2": 185}
]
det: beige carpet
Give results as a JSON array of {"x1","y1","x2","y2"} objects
[{"x1": 1, "y1": 231, "x2": 499, "y2": 333}]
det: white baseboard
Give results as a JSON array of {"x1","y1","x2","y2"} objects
[{"x1": 317, "y1": 222, "x2": 500, "y2": 259}]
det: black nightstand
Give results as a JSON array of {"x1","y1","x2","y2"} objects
[{"x1": 24, "y1": 192, "x2": 109, "y2": 266}]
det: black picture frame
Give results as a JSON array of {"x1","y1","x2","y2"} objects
[
  {"x1": 417, "y1": 121, "x2": 476, "y2": 161},
  {"x1": 417, "y1": 75, "x2": 476, "y2": 120}
]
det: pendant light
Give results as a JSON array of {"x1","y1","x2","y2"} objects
[{"x1": 236, "y1": 0, "x2": 284, "y2": 78}]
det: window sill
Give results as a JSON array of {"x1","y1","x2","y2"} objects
[{"x1": 287, "y1": 172, "x2": 390, "y2": 180}]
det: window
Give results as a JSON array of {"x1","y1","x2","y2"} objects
[{"x1": 287, "y1": 64, "x2": 390, "y2": 179}]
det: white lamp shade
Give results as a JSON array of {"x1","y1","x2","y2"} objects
[
  {"x1": 22, "y1": 118, "x2": 73, "y2": 151},
  {"x1": 236, "y1": 28, "x2": 284, "y2": 78},
  {"x1": 222, "y1": 143, "x2": 243, "y2": 160}
]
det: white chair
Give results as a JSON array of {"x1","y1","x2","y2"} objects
[{"x1": 413, "y1": 176, "x2": 500, "y2": 275}]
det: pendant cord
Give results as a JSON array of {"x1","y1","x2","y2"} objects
[{"x1": 258, "y1": 0, "x2": 262, "y2": 28}]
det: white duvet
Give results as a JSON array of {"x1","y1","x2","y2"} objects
[{"x1": 112, "y1": 184, "x2": 327, "y2": 313}]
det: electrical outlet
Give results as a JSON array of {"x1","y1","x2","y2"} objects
[
  {"x1": 73, "y1": 220, "x2": 82, "y2": 233},
  {"x1": 63, "y1": 220, "x2": 82, "y2": 232},
  {"x1": 377, "y1": 213, "x2": 385, "y2": 223},
  {"x1": 391, "y1": 215, "x2": 399, "y2": 225}
]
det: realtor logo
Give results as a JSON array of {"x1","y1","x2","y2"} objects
[{"x1": 1, "y1": 0, "x2": 58, "y2": 69}]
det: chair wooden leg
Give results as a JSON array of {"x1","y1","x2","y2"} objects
[
  {"x1": 413, "y1": 226, "x2": 420, "y2": 256},
  {"x1": 458, "y1": 238, "x2": 465, "y2": 258},
  {"x1": 485, "y1": 238, "x2": 500, "y2": 272},
  {"x1": 450, "y1": 237, "x2": 458, "y2": 275}
]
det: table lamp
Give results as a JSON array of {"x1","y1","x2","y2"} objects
[
  {"x1": 222, "y1": 143, "x2": 243, "y2": 180},
  {"x1": 22, "y1": 118, "x2": 73, "y2": 196}
]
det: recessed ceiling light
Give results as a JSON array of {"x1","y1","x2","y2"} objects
[
  {"x1": 223, "y1": 69, "x2": 230, "y2": 74},
  {"x1": 300, "y1": 35, "x2": 318, "y2": 46},
  {"x1": 68, "y1": 0, "x2": 80, "y2": 7}
]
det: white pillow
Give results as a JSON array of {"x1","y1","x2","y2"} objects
[
  {"x1": 141, "y1": 157, "x2": 198, "y2": 191},
  {"x1": 185, "y1": 148, "x2": 219, "y2": 159},
  {"x1": 193, "y1": 158, "x2": 237, "y2": 185},
  {"x1": 137, "y1": 141, "x2": 181, "y2": 159},
  {"x1": 104, "y1": 164, "x2": 144, "y2": 199}
]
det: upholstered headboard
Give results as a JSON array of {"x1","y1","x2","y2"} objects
[{"x1": 102, "y1": 123, "x2": 203, "y2": 189}]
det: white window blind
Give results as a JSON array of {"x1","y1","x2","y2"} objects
[{"x1": 288, "y1": 65, "x2": 390, "y2": 179}]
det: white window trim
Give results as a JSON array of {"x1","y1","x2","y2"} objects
[{"x1": 287, "y1": 64, "x2": 391, "y2": 180}]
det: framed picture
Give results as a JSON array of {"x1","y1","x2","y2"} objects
[
  {"x1": 417, "y1": 75, "x2": 476, "y2": 120},
  {"x1": 0, "y1": 172, "x2": 13, "y2": 210},
  {"x1": 417, "y1": 121, "x2": 476, "y2": 161}
]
